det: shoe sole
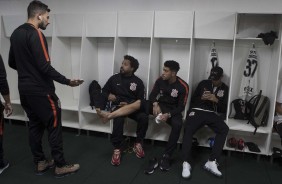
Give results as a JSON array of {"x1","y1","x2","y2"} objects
[
  {"x1": 203, "y1": 165, "x2": 222, "y2": 177},
  {"x1": 0, "y1": 163, "x2": 9, "y2": 174},
  {"x1": 54, "y1": 169, "x2": 79, "y2": 178},
  {"x1": 144, "y1": 163, "x2": 158, "y2": 175}
]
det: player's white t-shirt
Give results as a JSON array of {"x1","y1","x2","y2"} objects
[{"x1": 275, "y1": 84, "x2": 282, "y2": 122}]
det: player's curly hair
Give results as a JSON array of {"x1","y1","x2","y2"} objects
[
  {"x1": 124, "y1": 55, "x2": 139, "y2": 73},
  {"x1": 164, "y1": 60, "x2": 180, "y2": 73}
]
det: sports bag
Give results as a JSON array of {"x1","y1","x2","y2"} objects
[
  {"x1": 247, "y1": 90, "x2": 270, "y2": 134},
  {"x1": 229, "y1": 99, "x2": 251, "y2": 120}
]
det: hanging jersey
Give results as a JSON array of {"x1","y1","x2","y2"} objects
[
  {"x1": 239, "y1": 47, "x2": 258, "y2": 100},
  {"x1": 205, "y1": 45, "x2": 219, "y2": 79}
]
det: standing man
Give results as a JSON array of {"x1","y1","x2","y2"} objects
[
  {"x1": 145, "y1": 60, "x2": 189, "y2": 174},
  {"x1": 0, "y1": 54, "x2": 13, "y2": 175},
  {"x1": 9, "y1": 0, "x2": 83, "y2": 178},
  {"x1": 101, "y1": 55, "x2": 148, "y2": 166},
  {"x1": 181, "y1": 66, "x2": 229, "y2": 178}
]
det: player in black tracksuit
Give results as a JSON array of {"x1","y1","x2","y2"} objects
[
  {"x1": 8, "y1": 1, "x2": 81, "y2": 176},
  {"x1": 102, "y1": 55, "x2": 148, "y2": 166},
  {"x1": 147, "y1": 60, "x2": 189, "y2": 172},
  {"x1": 0, "y1": 54, "x2": 12, "y2": 174},
  {"x1": 181, "y1": 66, "x2": 229, "y2": 178}
]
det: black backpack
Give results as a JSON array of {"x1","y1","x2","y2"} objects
[
  {"x1": 229, "y1": 99, "x2": 251, "y2": 120},
  {"x1": 89, "y1": 80, "x2": 104, "y2": 109},
  {"x1": 247, "y1": 90, "x2": 270, "y2": 134}
]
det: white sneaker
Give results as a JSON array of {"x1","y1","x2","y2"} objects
[
  {"x1": 203, "y1": 160, "x2": 222, "y2": 177},
  {"x1": 182, "y1": 161, "x2": 191, "y2": 178}
]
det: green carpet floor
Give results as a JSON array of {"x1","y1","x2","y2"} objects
[{"x1": 0, "y1": 121, "x2": 281, "y2": 184}]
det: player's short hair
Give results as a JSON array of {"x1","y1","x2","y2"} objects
[
  {"x1": 124, "y1": 55, "x2": 139, "y2": 73},
  {"x1": 27, "y1": 0, "x2": 50, "y2": 19},
  {"x1": 164, "y1": 60, "x2": 180, "y2": 73}
]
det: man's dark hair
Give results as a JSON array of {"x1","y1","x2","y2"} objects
[
  {"x1": 27, "y1": 0, "x2": 50, "y2": 19},
  {"x1": 124, "y1": 55, "x2": 139, "y2": 73},
  {"x1": 164, "y1": 60, "x2": 180, "y2": 73}
]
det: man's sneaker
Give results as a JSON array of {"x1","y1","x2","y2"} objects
[
  {"x1": 36, "y1": 159, "x2": 55, "y2": 175},
  {"x1": 133, "y1": 143, "x2": 145, "y2": 158},
  {"x1": 182, "y1": 161, "x2": 191, "y2": 178},
  {"x1": 111, "y1": 149, "x2": 121, "y2": 166},
  {"x1": 54, "y1": 164, "x2": 80, "y2": 178},
  {"x1": 144, "y1": 157, "x2": 158, "y2": 174},
  {"x1": 0, "y1": 161, "x2": 9, "y2": 174},
  {"x1": 203, "y1": 160, "x2": 222, "y2": 177},
  {"x1": 159, "y1": 154, "x2": 170, "y2": 171}
]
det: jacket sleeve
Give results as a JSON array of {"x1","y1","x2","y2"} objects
[
  {"x1": 169, "y1": 83, "x2": 189, "y2": 116},
  {"x1": 30, "y1": 30, "x2": 70, "y2": 85},
  {"x1": 0, "y1": 55, "x2": 10, "y2": 96},
  {"x1": 137, "y1": 80, "x2": 146, "y2": 100},
  {"x1": 8, "y1": 45, "x2": 17, "y2": 70},
  {"x1": 191, "y1": 81, "x2": 203, "y2": 107},
  {"x1": 217, "y1": 85, "x2": 229, "y2": 113},
  {"x1": 149, "y1": 78, "x2": 160, "y2": 103}
]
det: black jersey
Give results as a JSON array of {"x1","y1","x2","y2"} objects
[
  {"x1": 8, "y1": 23, "x2": 69, "y2": 96},
  {"x1": 102, "y1": 73, "x2": 145, "y2": 105},
  {"x1": 191, "y1": 79, "x2": 229, "y2": 114},
  {"x1": 149, "y1": 77, "x2": 189, "y2": 116},
  {"x1": 0, "y1": 55, "x2": 9, "y2": 96}
]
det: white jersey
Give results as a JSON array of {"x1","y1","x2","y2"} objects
[
  {"x1": 238, "y1": 47, "x2": 258, "y2": 101},
  {"x1": 205, "y1": 45, "x2": 219, "y2": 79}
]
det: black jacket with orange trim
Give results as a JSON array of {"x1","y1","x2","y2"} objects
[
  {"x1": 9, "y1": 23, "x2": 70, "y2": 96},
  {"x1": 149, "y1": 76, "x2": 189, "y2": 117}
]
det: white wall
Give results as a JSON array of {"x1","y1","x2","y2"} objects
[{"x1": 1, "y1": 0, "x2": 282, "y2": 15}]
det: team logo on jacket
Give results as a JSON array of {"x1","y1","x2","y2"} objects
[
  {"x1": 217, "y1": 90, "x2": 224, "y2": 97},
  {"x1": 130, "y1": 83, "x2": 137, "y2": 91},
  {"x1": 171, "y1": 89, "x2": 178, "y2": 97},
  {"x1": 189, "y1": 111, "x2": 195, "y2": 116}
]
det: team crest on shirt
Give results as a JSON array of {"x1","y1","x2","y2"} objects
[
  {"x1": 130, "y1": 83, "x2": 137, "y2": 91},
  {"x1": 217, "y1": 90, "x2": 224, "y2": 97},
  {"x1": 171, "y1": 89, "x2": 178, "y2": 97},
  {"x1": 189, "y1": 111, "x2": 195, "y2": 116}
]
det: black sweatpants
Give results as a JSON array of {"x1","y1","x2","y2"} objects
[
  {"x1": 182, "y1": 109, "x2": 229, "y2": 162},
  {"x1": 111, "y1": 110, "x2": 148, "y2": 149},
  {"x1": 20, "y1": 94, "x2": 66, "y2": 167},
  {"x1": 0, "y1": 104, "x2": 4, "y2": 165},
  {"x1": 164, "y1": 113, "x2": 183, "y2": 156}
]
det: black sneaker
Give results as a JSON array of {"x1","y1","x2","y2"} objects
[
  {"x1": 159, "y1": 154, "x2": 170, "y2": 171},
  {"x1": 144, "y1": 157, "x2": 158, "y2": 174},
  {"x1": 0, "y1": 161, "x2": 9, "y2": 175}
]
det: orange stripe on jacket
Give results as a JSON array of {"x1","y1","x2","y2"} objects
[
  {"x1": 178, "y1": 78, "x2": 189, "y2": 106},
  {"x1": 47, "y1": 95, "x2": 58, "y2": 128},
  {"x1": 37, "y1": 29, "x2": 50, "y2": 62}
]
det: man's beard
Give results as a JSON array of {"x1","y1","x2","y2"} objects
[{"x1": 39, "y1": 22, "x2": 47, "y2": 30}]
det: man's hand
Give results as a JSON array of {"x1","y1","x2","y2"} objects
[
  {"x1": 159, "y1": 113, "x2": 170, "y2": 122},
  {"x1": 108, "y1": 93, "x2": 117, "y2": 102},
  {"x1": 153, "y1": 102, "x2": 161, "y2": 116},
  {"x1": 69, "y1": 79, "x2": 84, "y2": 87},
  {"x1": 4, "y1": 102, "x2": 12, "y2": 117}
]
